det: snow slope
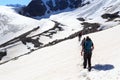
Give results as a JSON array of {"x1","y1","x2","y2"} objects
[
  {"x1": 1, "y1": 0, "x2": 120, "y2": 45},
  {"x1": 0, "y1": 24, "x2": 120, "y2": 80},
  {"x1": 0, "y1": 0, "x2": 120, "y2": 80},
  {"x1": 0, "y1": 6, "x2": 56, "y2": 45},
  {"x1": 0, "y1": 6, "x2": 39, "y2": 44},
  {"x1": 50, "y1": 0, "x2": 120, "y2": 30}
]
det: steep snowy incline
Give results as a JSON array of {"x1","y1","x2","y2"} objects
[
  {"x1": 0, "y1": 24, "x2": 120, "y2": 80},
  {"x1": 82, "y1": 25, "x2": 120, "y2": 80},
  {"x1": 0, "y1": 6, "x2": 83, "y2": 63},
  {"x1": 0, "y1": 6, "x2": 39, "y2": 44},
  {"x1": 1, "y1": 0, "x2": 120, "y2": 46},
  {"x1": 50, "y1": 0, "x2": 120, "y2": 18},
  {"x1": 50, "y1": 0, "x2": 120, "y2": 30},
  {"x1": 1, "y1": 0, "x2": 120, "y2": 66}
]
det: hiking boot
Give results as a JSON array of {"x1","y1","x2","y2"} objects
[
  {"x1": 83, "y1": 66, "x2": 86, "y2": 69},
  {"x1": 88, "y1": 67, "x2": 91, "y2": 71}
]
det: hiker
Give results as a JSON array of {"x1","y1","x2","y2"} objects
[
  {"x1": 81, "y1": 37, "x2": 86, "y2": 49},
  {"x1": 81, "y1": 36, "x2": 94, "y2": 71},
  {"x1": 78, "y1": 31, "x2": 82, "y2": 41},
  {"x1": 0, "y1": 49, "x2": 7, "y2": 60}
]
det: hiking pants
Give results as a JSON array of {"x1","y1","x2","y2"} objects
[{"x1": 83, "y1": 51, "x2": 92, "y2": 69}]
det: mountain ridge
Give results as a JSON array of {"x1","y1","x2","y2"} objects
[{"x1": 20, "y1": 0, "x2": 91, "y2": 17}]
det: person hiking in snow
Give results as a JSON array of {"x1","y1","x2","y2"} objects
[
  {"x1": 0, "y1": 49, "x2": 7, "y2": 60},
  {"x1": 81, "y1": 36, "x2": 94, "y2": 71},
  {"x1": 78, "y1": 31, "x2": 82, "y2": 41},
  {"x1": 81, "y1": 37, "x2": 86, "y2": 48}
]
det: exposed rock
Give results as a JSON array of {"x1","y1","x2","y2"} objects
[
  {"x1": 20, "y1": 37, "x2": 43, "y2": 47},
  {"x1": 81, "y1": 22, "x2": 100, "y2": 34},
  {"x1": 23, "y1": 0, "x2": 84, "y2": 17},
  {"x1": 54, "y1": 0, "x2": 69, "y2": 10},
  {"x1": 77, "y1": 17, "x2": 85, "y2": 21},
  {"x1": 101, "y1": 12, "x2": 120, "y2": 21},
  {"x1": 25, "y1": 0, "x2": 47, "y2": 16},
  {"x1": 69, "y1": 0, "x2": 82, "y2": 8}
]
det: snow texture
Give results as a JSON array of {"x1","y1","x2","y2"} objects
[{"x1": 0, "y1": 0, "x2": 120, "y2": 80}]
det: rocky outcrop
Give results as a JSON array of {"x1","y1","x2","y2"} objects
[
  {"x1": 81, "y1": 22, "x2": 100, "y2": 34},
  {"x1": 25, "y1": 0, "x2": 47, "y2": 17},
  {"x1": 101, "y1": 12, "x2": 120, "y2": 21}
]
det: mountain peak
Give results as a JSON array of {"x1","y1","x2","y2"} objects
[{"x1": 23, "y1": 0, "x2": 85, "y2": 17}]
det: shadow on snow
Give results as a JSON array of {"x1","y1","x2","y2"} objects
[{"x1": 92, "y1": 64, "x2": 114, "y2": 71}]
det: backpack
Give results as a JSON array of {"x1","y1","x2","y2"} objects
[{"x1": 84, "y1": 40, "x2": 93, "y2": 52}]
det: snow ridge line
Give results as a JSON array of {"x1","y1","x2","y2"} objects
[
  {"x1": 0, "y1": 20, "x2": 77, "y2": 65},
  {"x1": 0, "y1": 20, "x2": 100, "y2": 65},
  {"x1": 0, "y1": 26, "x2": 40, "y2": 48},
  {"x1": 0, "y1": 21, "x2": 64, "y2": 49},
  {"x1": 0, "y1": 30, "x2": 81, "y2": 65}
]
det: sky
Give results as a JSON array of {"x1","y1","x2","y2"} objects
[{"x1": 0, "y1": 0, "x2": 31, "y2": 5}]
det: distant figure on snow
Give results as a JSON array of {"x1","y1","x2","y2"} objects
[
  {"x1": 81, "y1": 36, "x2": 94, "y2": 71},
  {"x1": 81, "y1": 37, "x2": 86, "y2": 48},
  {"x1": 78, "y1": 31, "x2": 82, "y2": 41},
  {"x1": 0, "y1": 49, "x2": 7, "y2": 60}
]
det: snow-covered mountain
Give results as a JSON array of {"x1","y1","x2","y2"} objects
[
  {"x1": 0, "y1": 0, "x2": 120, "y2": 63},
  {"x1": 21, "y1": 0, "x2": 88, "y2": 17},
  {"x1": 0, "y1": 0, "x2": 120, "y2": 80}
]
